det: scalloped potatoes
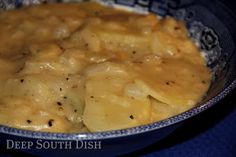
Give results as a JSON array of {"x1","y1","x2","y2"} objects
[{"x1": 0, "y1": 2, "x2": 211, "y2": 132}]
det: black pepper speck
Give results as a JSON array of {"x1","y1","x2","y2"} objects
[
  {"x1": 48, "y1": 119, "x2": 54, "y2": 127},
  {"x1": 129, "y1": 115, "x2": 134, "y2": 120},
  {"x1": 26, "y1": 120, "x2": 32, "y2": 124},
  {"x1": 57, "y1": 102, "x2": 62, "y2": 106}
]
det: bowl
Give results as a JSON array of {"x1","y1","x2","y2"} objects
[{"x1": 0, "y1": 0, "x2": 235, "y2": 156}]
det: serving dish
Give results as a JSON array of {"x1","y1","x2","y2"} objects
[{"x1": 0, "y1": 0, "x2": 235, "y2": 156}]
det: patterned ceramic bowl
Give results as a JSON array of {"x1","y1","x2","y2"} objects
[{"x1": 0, "y1": 0, "x2": 235, "y2": 156}]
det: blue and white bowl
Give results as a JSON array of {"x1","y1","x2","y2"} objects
[{"x1": 0, "y1": 0, "x2": 236, "y2": 156}]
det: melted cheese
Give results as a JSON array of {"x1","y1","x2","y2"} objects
[{"x1": 0, "y1": 2, "x2": 211, "y2": 132}]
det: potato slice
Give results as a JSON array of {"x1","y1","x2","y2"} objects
[
  {"x1": 65, "y1": 20, "x2": 152, "y2": 55},
  {"x1": 96, "y1": 28, "x2": 152, "y2": 53},
  {"x1": 132, "y1": 58, "x2": 211, "y2": 107},
  {"x1": 83, "y1": 63, "x2": 151, "y2": 132},
  {"x1": 149, "y1": 97, "x2": 181, "y2": 122},
  {"x1": 0, "y1": 99, "x2": 77, "y2": 133}
]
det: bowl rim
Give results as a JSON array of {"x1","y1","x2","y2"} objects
[{"x1": 0, "y1": 79, "x2": 235, "y2": 140}]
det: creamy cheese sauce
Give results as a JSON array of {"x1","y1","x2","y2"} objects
[{"x1": 0, "y1": 2, "x2": 211, "y2": 132}]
